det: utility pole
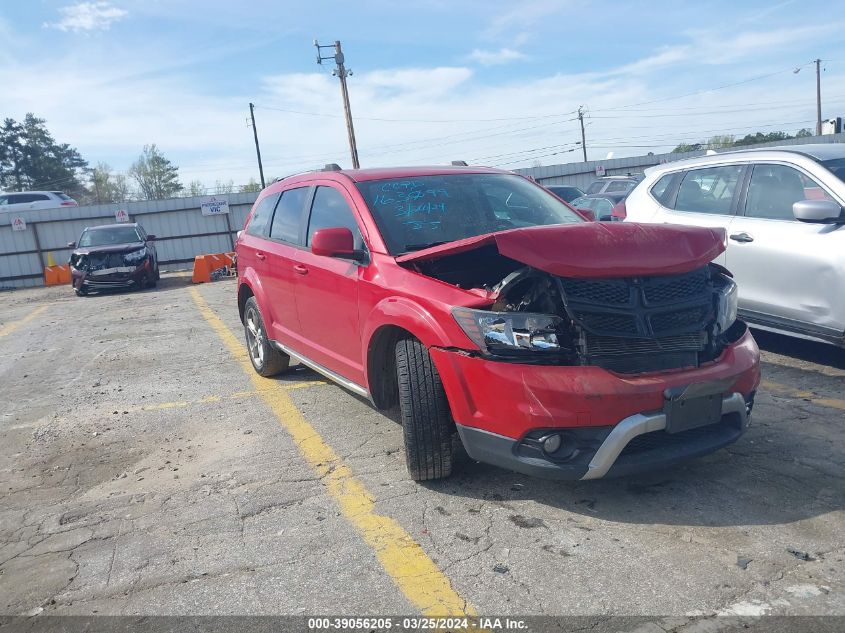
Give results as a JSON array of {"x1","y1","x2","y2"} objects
[
  {"x1": 248, "y1": 102, "x2": 266, "y2": 189},
  {"x1": 315, "y1": 39, "x2": 360, "y2": 169},
  {"x1": 815, "y1": 58, "x2": 822, "y2": 136},
  {"x1": 578, "y1": 106, "x2": 588, "y2": 162}
]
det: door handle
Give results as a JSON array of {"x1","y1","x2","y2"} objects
[
  {"x1": 729, "y1": 232, "x2": 754, "y2": 243},
  {"x1": 294, "y1": 264, "x2": 309, "y2": 275},
  {"x1": 255, "y1": 252, "x2": 266, "y2": 260}
]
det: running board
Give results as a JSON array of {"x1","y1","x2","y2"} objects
[{"x1": 270, "y1": 340, "x2": 370, "y2": 399}]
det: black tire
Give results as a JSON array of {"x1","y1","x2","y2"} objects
[
  {"x1": 148, "y1": 267, "x2": 158, "y2": 288},
  {"x1": 74, "y1": 287, "x2": 88, "y2": 297},
  {"x1": 243, "y1": 297, "x2": 289, "y2": 377},
  {"x1": 154, "y1": 263, "x2": 161, "y2": 281},
  {"x1": 395, "y1": 337, "x2": 454, "y2": 481}
]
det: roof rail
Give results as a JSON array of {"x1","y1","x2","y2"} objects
[
  {"x1": 451, "y1": 160, "x2": 468, "y2": 166},
  {"x1": 322, "y1": 163, "x2": 343, "y2": 171}
]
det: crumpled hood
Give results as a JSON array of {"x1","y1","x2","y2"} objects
[
  {"x1": 396, "y1": 222, "x2": 726, "y2": 278},
  {"x1": 72, "y1": 242, "x2": 145, "y2": 256}
]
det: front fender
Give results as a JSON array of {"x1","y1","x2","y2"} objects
[{"x1": 361, "y1": 296, "x2": 455, "y2": 352}]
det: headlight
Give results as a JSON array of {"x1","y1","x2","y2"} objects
[
  {"x1": 452, "y1": 307, "x2": 562, "y2": 356},
  {"x1": 715, "y1": 274, "x2": 738, "y2": 333},
  {"x1": 124, "y1": 247, "x2": 148, "y2": 263}
]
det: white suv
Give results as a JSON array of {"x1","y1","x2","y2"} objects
[
  {"x1": 0, "y1": 191, "x2": 78, "y2": 212},
  {"x1": 623, "y1": 144, "x2": 845, "y2": 347}
]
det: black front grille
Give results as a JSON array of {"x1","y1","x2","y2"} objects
[
  {"x1": 584, "y1": 332, "x2": 704, "y2": 357},
  {"x1": 642, "y1": 268, "x2": 709, "y2": 305},
  {"x1": 560, "y1": 278, "x2": 631, "y2": 305},
  {"x1": 649, "y1": 306, "x2": 711, "y2": 333},
  {"x1": 558, "y1": 266, "x2": 715, "y2": 374},
  {"x1": 588, "y1": 352, "x2": 699, "y2": 374},
  {"x1": 573, "y1": 311, "x2": 639, "y2": 335},
  {"x1": 86, "y1": 253, "x2": 128, "y2": 269}
]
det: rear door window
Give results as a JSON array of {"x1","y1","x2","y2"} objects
[
  {"x1": 245, "y1": 193, "x2": 280, "y2": 237},
  {"x1": 745, "y1": 164, "x2": 835, "y2": 220},
  {"x1": 306, "y1": 186, "x2": 363, "y2": 248},
  {"x1": 269, "y1": 186, "x2": 309, "y2": 244},
  {"x1": 586, "y1": 181, "x2": 604, "y2": 194},
  {"x1": 673, "y1": 165, "x2": 743, "y2": 214}
]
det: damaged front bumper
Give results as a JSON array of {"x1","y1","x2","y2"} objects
[
  {"x1": 432, "y1": 323, "x2": 760, "y2": 480},
  {"x1": 71, "y1": 259, "x2": 151, "y2": 292}
]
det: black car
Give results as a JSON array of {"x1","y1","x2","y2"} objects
[
  {"x1": 545, "y1": 184, "x2": 585, "y2": 203},
  {"x1": 68, "y1": 223, "x2": 159, "y2": 296}
]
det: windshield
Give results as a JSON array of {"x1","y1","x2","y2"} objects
[
  {"x1": 78, "y1": 226, "x2": 141, "y2": 247},
  {"x1": 821, "y1": 158, "x2": 845, "y2": 184},
  {"x1": 355, "y1": 173, "x2": 583, "y2": 255}
]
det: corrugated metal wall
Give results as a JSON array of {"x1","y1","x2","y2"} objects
[
  {"x1": 0, "y1": 193, "x2": 258, "y2": 289},
  {"x1": 516, "y1": 132, "x2": 845, "y2": 189}
]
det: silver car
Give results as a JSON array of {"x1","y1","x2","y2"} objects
[{"x1": 623, "y1": 144, "x2": 845, "y2": 348}]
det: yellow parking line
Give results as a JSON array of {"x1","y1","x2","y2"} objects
[
  {"x1": 189, "y1": 287, "x2": 472, "y2": 616},
  {"x1": 0, "y1": 305, "x2": 50, "y2": 339},
  {"x1": 761, "y1": 380, "x2": 845, "y2": 411},
  {"x1": 122, "y1": 382, "x2": 328, "y2": 413}
]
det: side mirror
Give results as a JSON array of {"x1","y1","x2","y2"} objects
[
  {"x1": 793, "y1": 199, "x2": 843, "y2": 223},
  {"x1": 146, "y1": 234, "x2": 156, "y2": 241},
  {"x1": 311, "y1": 227, "x2": 365, "y2": 261},
  {"x1": 67, "y1": 241, "x2": 76, "y2": 249},
  {"x1": 575, "y1": 208, "x2": 596, "y2": 222}
]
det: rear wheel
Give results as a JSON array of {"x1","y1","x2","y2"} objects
[
  {"x1": 395, "y1": 337, "x2": 454, "y2": 481},
  {"x1": 243, "y1": 297, "x2": 289, "y2": 376}
]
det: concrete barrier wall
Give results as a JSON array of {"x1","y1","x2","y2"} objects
[{"x1": 0, "y1": 192, "x2": 259, "y2": 289}]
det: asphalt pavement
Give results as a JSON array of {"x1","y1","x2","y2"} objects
[{"x1": 0, "y1": 275, "x2": 842, "y2": 624}]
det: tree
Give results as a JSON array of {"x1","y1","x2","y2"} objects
[
  {"x1": 86, "y1": 162, "x2": 131, "y2": 204},
  {"x1": 187, "y1": 180, "x2": 206, "y2": 197},
  {"x1": 706, "y1": 135, "x2": 735, "y2": 149},
  {"x1": 671, "y1": 142, "x2": 702, "y2": 153},
  {"x1": 214, "y1": 179, "x2": 234, "y2": 194},
  {"x1": 128, "y1": 144, "x2": 183, "y2": 200},
  {"x1": 0, "y1": 114, "x2": 88, "y2": 196},
  {"x1": 239, "y1": 178, "x2": 262, "y2": 193},
  {"x1": 796, "y1": 128, "x2": 813, "y2": 138}
]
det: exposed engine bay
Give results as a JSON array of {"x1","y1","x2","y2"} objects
[
  {"x1": 69, "y1": 251, "x2": 138, "y2": 274},
  {"x1": 407, "y1": 245, "x2": 743, "y2": 374}
]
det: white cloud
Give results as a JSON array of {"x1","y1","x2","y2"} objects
[
  {"x1": 45, "y1": 2, "x2": 128, "y2": 33},
  {"x1": 466, "y1": 48, "x2": 528, "y2": 66}
]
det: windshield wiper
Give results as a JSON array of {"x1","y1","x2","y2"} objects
[{"x1": 401, "y1": 241, "x2": 451, "y2": 253}]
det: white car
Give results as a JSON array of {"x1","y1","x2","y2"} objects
[
  {"x1": 0, "y1": 191, "x2": 78, "y2": 212},
  {"x1": 623, "y1": 144, "x2": 845, "y2": 347}
]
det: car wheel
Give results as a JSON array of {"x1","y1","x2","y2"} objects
[
  {"x1": 74, "y1": 286, "x2": 88, "y2": 297},
  {"x1": 395, "y1": 337, "x2": 454, "y2": 481},
  {"x1": 243, "y1": 297, "x2": 289, "y2": 376},
  {"x1": 148, "y1": 267, "x2": 158, "y2": 288},
  {"x1": 154, "y1": 264, "x2": 160, "y2": 281}
]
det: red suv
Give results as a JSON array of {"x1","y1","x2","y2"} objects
[{"x1": 236, "y1": 165, "x2": 760, "y2": 481}]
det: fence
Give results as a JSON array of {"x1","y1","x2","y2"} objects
[
  {"x1": 0, "y1": 192, "x2": 259, "y2": 289},
  {"x1": 515, "y1": 132, "x2": 845, "y2": 189}
]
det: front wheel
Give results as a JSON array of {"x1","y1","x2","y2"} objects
[
  {"x1": 395, "y1": 338, "x2": 454, "y2": 481},
  {"x1": 243, "y1": 297, "x2": 289, "y2": 376}
]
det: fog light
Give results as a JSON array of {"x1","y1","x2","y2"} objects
[{"x1": 541, "y1": 433, "x2": 562, "y2": 454}]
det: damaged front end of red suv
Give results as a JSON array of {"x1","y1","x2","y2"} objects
[{"x1": 398, "y1": 222, "x2": 759, "y2": 480}]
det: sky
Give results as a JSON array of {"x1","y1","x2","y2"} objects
[{"x1": 2, "y1": 0, "x2": 844, "y2": 191}]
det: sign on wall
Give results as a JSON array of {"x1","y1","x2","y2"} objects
[
  {"x1": 200, "y1": 196, "x2": 230, "y2": 216},
  {"x1": 115, "y1": 209, "x2": 130, "y2": 223},
  {"x1": 595, "y1": 165, "x2": 606, "y2": 177},
  {"x1": 11, "y1": 217, "x2": 26, "y2": 231}
]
